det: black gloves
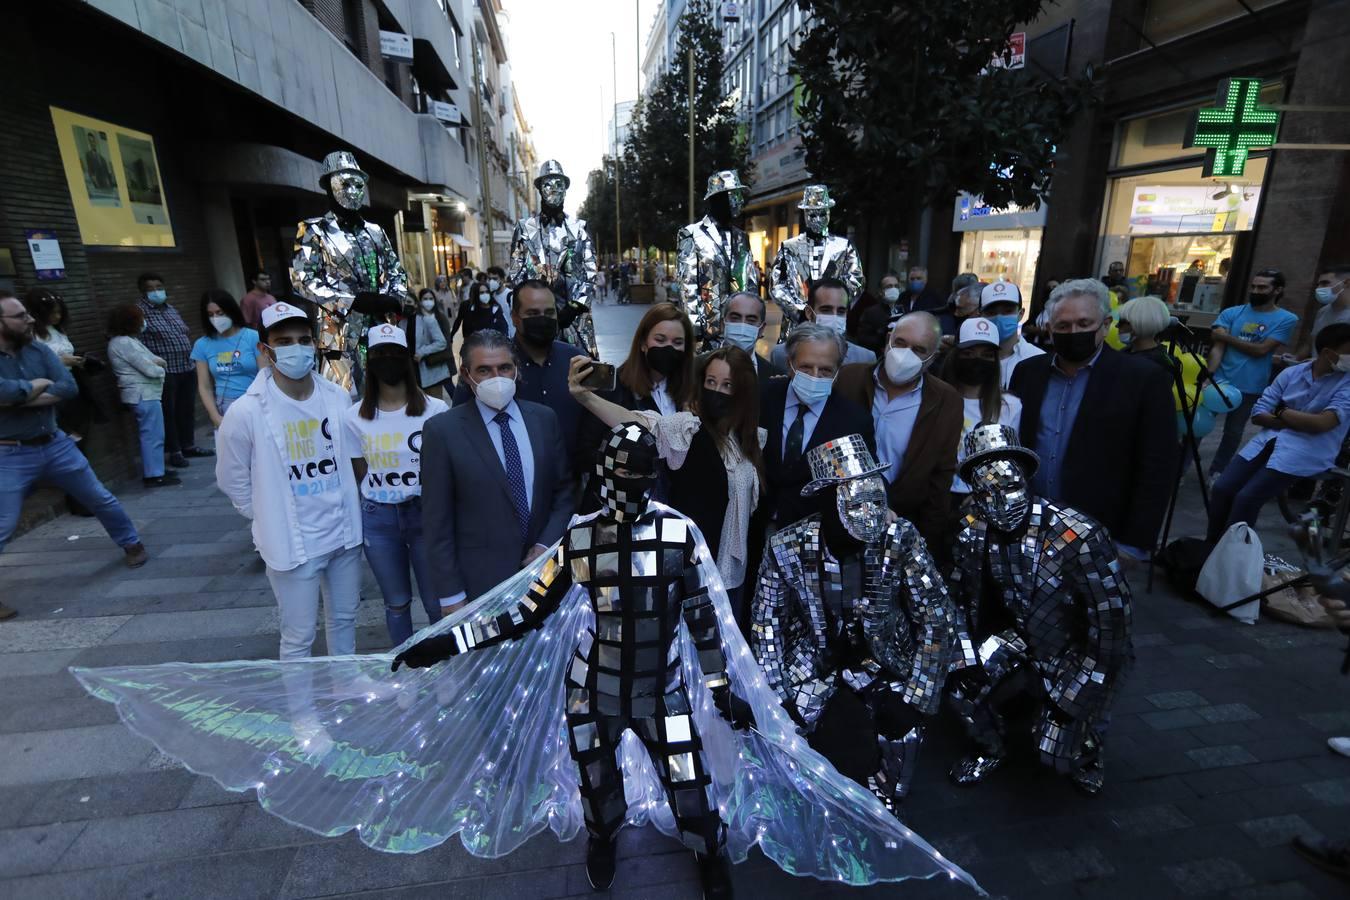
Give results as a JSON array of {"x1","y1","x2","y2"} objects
[
  {"x1": 713, "y1": 689, "x2": 757, "y2": 732},
  {"x1": 390, "y1": 634, "x2": 459, "y2": 672}
]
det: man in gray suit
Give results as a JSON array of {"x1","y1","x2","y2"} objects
[{"x1": 422, "y1": 329, "x2": 575, "y2": 610}]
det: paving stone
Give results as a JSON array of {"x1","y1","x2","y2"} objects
[
  {"x1": 19, "y1": 770, "x2": 195, "y2": 827},
  {"x1": 1161, "y1": 856, "x2": 1255, "y2": 895},
  {"x1": 0, "y1": 724, "x2": 155, "y2": 786},
  {"x1": 1023, "y1": 845, "x2": 1114, "y2": 885},
  {"x1": 53, "y1": 804, "x2": 246, "y2": 871},
  {"x1": 0, "y1": 648, "x2": 82, "y2": 678},
  {"x1": 1196, "y1": 703, "x2": 1260, "y2": 723},
  {"x1": 178, "y1": 774, "x2": 255, "y2": 809},
  {"x1": 96, "y1": 607, "x2": 277, "y2": 644},
  {"x1": 1237, "y1": 814, "x2": 1324, "y2": 848},
  {"x1": 1141, "y1": 708, "x2": 1207, "y2": 730},
  {"x1": 1146, "y1": 691, "x2": 1210, "y2": 710},
  {"x1": 1132, "y1": 632, "x2": 1171, "y2": 647},
  {"x1": 0, "y1": 691, "x2": 121, "y2": 734},
  {"x1": 1110, "y1": 804, "x2": 1194, "y2": 837},
  {"x1": 1186, "y1": 745, "x2": 1259, "y2": 769},
  {"x1": 1298, "y1": 711, "x2": 1350, "y2": 732},
  {"x1": 1301, "y1": 777, "x2": 1350, "y2": 806},
  {"x1": 1204, "y1": 653, "x2": 1264, "y2": 669},
  {"x1": 0, "y1": 616, "x2": 132, "y2": 652},
  {"x1": 1230, "y1": 883, "x2": 1318, "y2": 900},
  {"x1": 3, "y1": 845, "x2": 298, "y2": 900},
  {"x1": 0, "y1": 820, "x2": 86, "y2": 877}
]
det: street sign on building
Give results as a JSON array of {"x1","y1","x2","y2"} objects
[
  {"x1": 379, "y1": 30, "x2": 413, "y2": 61},
  {"x1": 988, "y1": 32, "x2": 1026, "y2": 70},
  {"x1": 1186, "y1": 77, "x2": 1281, "y2": 178},
  {"x1": 722, "y1": 2, "x2": 742, "y2": 22},
  {"x1": 429, "y1": 101, "x2": 462, "y2": 126}
]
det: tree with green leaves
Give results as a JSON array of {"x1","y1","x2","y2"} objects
[
  {"x1": 578, "y1": 158, "x2": 637, "y2": 263},
  {"x1": 622, "y1": 0, "x2": 751, "y2": 250},
  {"x1": 791, "y1": 0, "x2": 1094, "y2": 245}
]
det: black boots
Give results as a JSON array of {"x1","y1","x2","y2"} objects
[{"x1": 585, "y1": 836, "x2": 616, "y2": 891}]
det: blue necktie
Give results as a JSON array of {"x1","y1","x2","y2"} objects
[{"x1": 494, "y1": 410, "x2": 530, "y2": 541}]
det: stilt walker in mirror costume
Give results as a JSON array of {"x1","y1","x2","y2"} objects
[
  {"x1": 947, "y1": 424, "x2": 1133, "y2": 795},
  {"x1": 508, "y1": 160, "x2": 599, "y2": 356},
  {"x1": 676, "y1": 171, "x2": 759, "y2": 347},
  {"x1": 70, "y1": 424, "x2": 983, "y2": 897},
  {"x1": 751, "y1": 435, "x2": 959, "y2": 813},
  {"x1": 291, "y1": 151, "x2": 408, "y2": 392},
  {"x1": 769, "y1": 185, "x2": 864, "y2": 326}
]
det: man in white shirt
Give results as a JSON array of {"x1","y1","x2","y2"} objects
[
  {"x1": 216, "y1": 302, "x2": 364, "y2": 659},
  {"x1": 980, "y1": 280, "x2": 1045, "y2": 390}
]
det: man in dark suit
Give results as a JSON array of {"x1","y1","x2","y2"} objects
[
  {"x1": 423, "y1": 329, "x2": 575, "y2": 609},
  {"x1": 1009, "y1": 278, "x2": 1176, "y2": 558},
  {"x1": 705, "y1": 290, "x2": 785, "y2": 392},
  {"x1": 833, "y1": 311, "x2": 963, "y2": 549},
  {"x1": 761, "y1": 322, "x2": 875, "y2": 527}
]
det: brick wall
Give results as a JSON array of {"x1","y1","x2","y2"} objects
[{"x1": 0, "y1": 12, "x2": 218, "y2": 530}]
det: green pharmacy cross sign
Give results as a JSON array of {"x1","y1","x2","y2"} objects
[{"x1": 1187, "y1": 78, "x2": 1282, "y2": 178}]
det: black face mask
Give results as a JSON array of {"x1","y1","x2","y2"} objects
[
  {"x1": 645, "y1": 345, "x2": 684, "y2": 376},
  {"x1": 521, "y1": 315, "x2": 559, "y2": 346},
  {"x1": 1052, "y1": 330, "x2": 1100, "y2": 364},
  {"x1": 368, "y1": 358, "x2": 407, "y2": 385},
  {"x1": 817, "y1": 489, "x2": 863, "y2": 557},
  {"x1": 700, "y1": 388, "x2": 733, "y2": 421},
  {"x1": 954, "y1": 356, "x2": 998, "y2": 387},
  {"x1": 1250, "y1": 292, "x2": 1277, "y2": 307}
]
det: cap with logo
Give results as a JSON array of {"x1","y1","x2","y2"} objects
[
  {"x1": 367, "y1": 323, "x2": 408, "y2": 349},
  {"x1": 980, "y1": 280, "x2": 1022, "y2": 309},
  {"x1": 957, "y1": 317, "x2": 1000, "y2": 349},
  {"x1": 260, "y1": 302, "x2": 310, "y2": 332}
]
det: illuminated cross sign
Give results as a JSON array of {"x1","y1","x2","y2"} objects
[{"x1": 1187, "y1": 78, "x2": 1281, "y2": 178}]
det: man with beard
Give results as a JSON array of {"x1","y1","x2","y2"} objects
[
  {"x1": 453, "y1": 280, "x2": 587, "y2": 468},
  {"x1": 751, "y1": 434, "x2": 959, "y2": 812},
  {"x1": 0, "y1": 291, "x2": 148, "y2": 609},
  {"x1": 946, "y1": 423, "x2": 1133, "y2": 795}
]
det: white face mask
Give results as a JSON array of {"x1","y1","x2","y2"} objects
[
  {"x1": 723, "y1": 321, "x2": 760, "y2": 352},
  {"x1": 488, "y1": 279, "x2": 501, "y2": 292},
  {"x1": 420, "y1": 299, "x2": 436, "y2": 312},
  {"x1": 815, "y1": 313, "x2": 847, "y2": 334},
  {"x1": 473, "y1": 374, "x2": 516, "y2": 410},
  {"x1": 882, "y1": 287, "x2": 901, "y2": 303},
  {"x1": 884, "y1": 346, "x2": 926, "y2": 384},
  {"x1": 209, "y1": 315, "x2": 233, "y2": 335},
  {"x1": 1335, "y1": 354, "x2": 1350, "y2": 374}
]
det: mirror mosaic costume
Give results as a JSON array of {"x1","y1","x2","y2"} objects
[
  {"x1": 676, "y1": 171, "x2": 759, "y2": 345},
  {"x1": 508, "y1": 160, "x2": 599, "y2": 356},
  {"x1": 769, "y1": 185, "x2": 865, "y2": 324},
  {"x1": 290, "y1": 151, "x2": 409, "y2": 392}
]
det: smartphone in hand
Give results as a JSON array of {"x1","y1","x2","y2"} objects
[{"x1": 579, "y1": 361, "x2": 616, "y2": 392}]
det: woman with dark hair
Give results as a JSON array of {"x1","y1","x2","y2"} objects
[
  {"x1": 569, "y1": 343, "x2": 766, "y2": 610},
  {"x1": 411, "y1": 287, "x2": 453, "y2": 399},
  {"x1": 23, "y1": 288, "x2": 106, "y2": 444},
  {"x1": 341, "y1": 323, "x2": 449, "y2": 647},
  {"x1": 191, "y1": 289, "x2": 264, "y2": 429},
  {"x1": 940, "y1": 317, "x2": 1021, "y2": 499},
  {"x1": 107, "y1": 303, "x2": 178, "y2": 487},
  {"x1": 449, "y1": 279, "x2": 509, "y2": 343}
]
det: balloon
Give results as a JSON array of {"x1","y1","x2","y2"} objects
[
  {"x1": 1105, "y1": 319, "x2": 1125, "y2": 351},
  {"x1": 1186, "y1": 406, "x2": 1217, "y2": 440},
  {"x1": 1171, "y1": 344, "x2": 1205, "y2": 412},
  {"x1": 1201, "y1": 381, "x2": 1243, "y2": 414}
]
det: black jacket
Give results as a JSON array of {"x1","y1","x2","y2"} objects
[
  {"x1": 1009, "y1": 346, "x2": 1177, "y2": 550},
  {"x1": 759, "y1": 379, "x2": 876, "y2": 528}
]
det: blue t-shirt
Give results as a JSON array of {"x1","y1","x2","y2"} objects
[
  {"x1": 190, "y1": 328, "x2": 260, "y2": 401},
  {"x1": 1213, "y1": 304, "x2": 1298, "y2": 395}
]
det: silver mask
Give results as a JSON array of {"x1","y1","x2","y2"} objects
[
  {"x1": 969, "y1": 459, "x2": 1031, "y2": 531},
  {"x1": 804, "y1": 209, "x2": 830, "y2": 237},
  {"x1": 538, "y1": 176, "x2": 567, "y2": 208},
  {"x1": 727, "y1": 190, "x2": 746, "y2": 219},
  {"x1": 836, "y1": 475, "x2": 888, "y2": 543},
  {"x1": 330, "y1": 172, "x2": 368, "y2": 211}
]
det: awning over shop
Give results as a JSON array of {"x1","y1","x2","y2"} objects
[{"x1": 447, "y1": 233, "x2": 473, "y2": 248}]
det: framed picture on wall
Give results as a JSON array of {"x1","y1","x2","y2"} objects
[{"x1": 50, "y1": 106, "x2": 175, "y2": 247}]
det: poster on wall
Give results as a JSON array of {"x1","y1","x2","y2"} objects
[
  {"x1": 25, "y1": 230, "x2": 65, "y2": 280},
  {"x1": 1128, "y1": 184, "x2": 1260, "y2": 235},
  {"x1": 49, "y1": 106, "x2": 175, "y2": 247}
]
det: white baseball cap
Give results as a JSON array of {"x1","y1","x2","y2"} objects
[
  {"x1": 980, "y1": 280, "x2": 1022, "y2": 309},
  {"x1": 260, "y1": 301, "x2": 309, "y2": 331},
  {"x1": 958, "y1": 317, "x2": 1000, "y2": 348},
  {"x1": 367, "y1": 322, "x2": 407, "y2": 348}
]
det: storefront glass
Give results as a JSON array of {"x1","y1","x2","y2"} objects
[{"x1": 959, "y1": 228, "x2": 1042, "y2": 303}]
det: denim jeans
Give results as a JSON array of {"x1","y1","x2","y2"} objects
[
  {"x1": 0, "y1": 432, "x2": 140, "y2": 552},
  {"x1": 1206, "y1": 442, "x2": 1300, "y2": 542},
  {"x1": 264, "y1": 544, "x2": 364, "y2": 659},
  {"x1": 129, "y1": 399, "x2": 165, "y2": 478},
  {"x1": 1207, "y1": 391, "x2": 1260, "y2": 476},
  {"x1": 361, "y1": 496, "x2": 440, "y2": 647}
]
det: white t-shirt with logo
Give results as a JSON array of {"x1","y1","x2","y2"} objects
[
  {"x1": 270, "y1": 379, "x2": 347, "y2": 557},
  {"x1": 343, "y1": 397, "x2": 449, "y2": 503}
]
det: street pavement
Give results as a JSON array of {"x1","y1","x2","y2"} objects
[{"x1": 1, "y1": 299, "x2": 1348, "y2": 899}]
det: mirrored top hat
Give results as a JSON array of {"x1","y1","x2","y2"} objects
[
  {"x1": 798, "y1": 184, "x2": 836, "y2": 210},
  {"x1": 367, "y1": 322, "x2": 407, "y2": 348},
  {"x1": 534, "y1": 159, "x2": 570, "y2": 189},
  {"x1": 959, "y1": 423, "x2": 1039, "y2": 483},
  {"x1": 704, "y1": 169, "x2": 747, "y2": 200},
  {"x1": 318, "y1": 150, "x2": 367, "y2": 188},
  {"x1": 800, "y1": 433, "x2": 889, "y2": 496}
]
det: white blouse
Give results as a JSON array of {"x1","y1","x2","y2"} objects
[
  {"x1": 39, "y1": 328, "x2": 75, "y2": 360},
  {"x1": 633, "y1": 410, "x2": 763, "y2": 590}
]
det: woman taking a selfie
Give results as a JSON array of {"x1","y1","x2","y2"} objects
[{"x1": 342, "y1": 323, "x2": 448, "y2": 647}]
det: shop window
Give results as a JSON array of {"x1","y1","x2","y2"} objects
[
  {"x1": 1116, "y1": 82, "x2": 1283, "y2": 168},
  {"x1": 1140, "y1": 0, "x2": 1287, "y2": 45}
]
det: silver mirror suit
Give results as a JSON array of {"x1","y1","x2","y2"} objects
[
  {"x1": 769, "y1": 185, "x2": 864, "y2": 323},
  {"x1": 676, "y1": 171, "x2": 759, "y2": 343}
]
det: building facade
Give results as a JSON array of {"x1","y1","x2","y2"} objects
[{"x1": 0, "y1": 0, "x2": 533, "y2": 522}]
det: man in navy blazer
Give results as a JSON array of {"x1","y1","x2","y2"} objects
[{"x1": 422, "y1": 329, "x2": 575, "y2": 609}]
